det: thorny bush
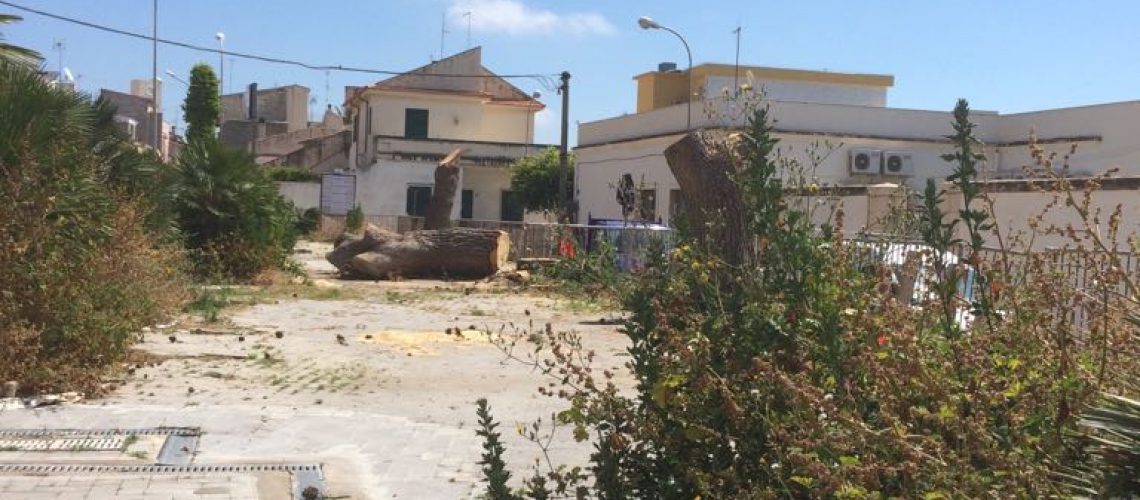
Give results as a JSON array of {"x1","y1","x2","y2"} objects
[{"x1": 477, "y1": 98, "x2": 1140, "y2": 498}]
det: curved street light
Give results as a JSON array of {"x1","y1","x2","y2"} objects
[
  {"x1": 638, "y1": 16, "x2": 692, "y2": 130},
  {"x1": 164, "y1": 69, "x2": 188, "y2": 86}
]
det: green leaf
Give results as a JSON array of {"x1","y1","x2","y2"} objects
[{"x1": 790, "y1": 475, "x2": 815, "y2": 488}]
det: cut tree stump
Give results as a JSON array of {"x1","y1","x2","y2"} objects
[
  {"x1": 423, "y1": 148, "x2": 463, "y2": 230},
  {"x1": 327, "y1": 224, "x2": 509, "y2": 279},
  {"x1": 663, "y1": 130, "x2": 753, "y2": 267}
]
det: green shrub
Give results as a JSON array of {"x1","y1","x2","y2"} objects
[
  {"x1": 0, "y1": 59, "x2": 187, "y2": 394},
  {"x1": 477, "y1": 100, "x2": 1140, "y2": 497},
  {"x1": 345, "y1": 204, "x2": 364, "y2": 234},
  {"x1": 265, "y1": 165, "x2": 320, "y2": 183},
  {"x1": 171, "y1": 139, "x2": 298, "y2": 281},
  {"x1": 294, "y1": 207, "x2": 321, "y2": 235}
]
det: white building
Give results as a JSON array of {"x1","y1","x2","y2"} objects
[
  {"x1": 344, "y1": 47, "x2": 550, "y2": 222},
  {"x1": 576, "y1": 62, "x2": 1140, "y2": 226}
]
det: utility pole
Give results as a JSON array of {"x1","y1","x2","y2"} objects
[
  {"x1": 151, "y1": 0, "x2": 160, "y2": 153},
  {"x1": 558, "y1": 71, "x2": 571, "y2": 222},
  {"x1": 248, "y1": 83, "x2": 259, "y2": 158}
]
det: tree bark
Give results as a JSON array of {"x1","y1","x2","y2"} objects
[
  {"x1": 423, "y1": 148, "x2": 463, "y2": 230},
  {"x1": 327, "y1": 224, "x2": 509, "y2": 279},
  {"x1": 663, "y1": 130, "x2": 753, "y2": 267}
]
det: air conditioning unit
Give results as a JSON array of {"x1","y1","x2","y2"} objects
[
  {"x1": 882, "y1": 151, "x2": 915, "y2": 176},
  {"x1": 848, "y1": 149, "x2": 882, "y2": 175}
]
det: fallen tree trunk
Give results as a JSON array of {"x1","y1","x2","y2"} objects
[{"x1": 327, "y1": 224, "x2": 509, "y2": 279}]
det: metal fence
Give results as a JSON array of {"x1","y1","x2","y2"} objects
[{"x1": 317, "y1": 216, "x2": 1137, "y2": 312}]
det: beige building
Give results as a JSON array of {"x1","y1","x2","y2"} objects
[
  {"x1": 576, "y1": 62, "x2": 1140, "y2": 231},
  {"x1": 99, "y1": 82, "x2": 181, "y2": 161},
  {"x1": 344, "y1": 47, "x2": 549, "y2": 221}
]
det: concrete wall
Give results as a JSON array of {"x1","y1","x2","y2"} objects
[
  {"x1": 354, "y1": 160, "x2": 515, "y2": 221},
  {"x1": 940, "y1": 180, "x2": 1140, "y2": 251},
  {"x1": 359, "y1": 92, "x2": 530, "y2": 145},
  {"x1": 277, "y1": 181, "x2": 321, "y2": 210},
  {"x1": 577, "y1": 97, "x2": 1140, "y2": 231},
  {"x1": 576, "y1": 135, "x2": 678, "y2": 224},
  {"x1": 705, "y1": 75, "x2": 887, "y2": 107},
  {"x1": 220, "y1": 121, "x2": 289, "y2": 152},
  {"x1": 283, "y1": 131, "x2": 350, "y2": 173},
  {"x1": 481, "y1": 105, "x2": 535, "y2": 144},
  {"x1": 222, "y1": 85, "x2": 309, "y2": 131}
]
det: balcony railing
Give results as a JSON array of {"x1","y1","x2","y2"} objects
[{"x1": 368, "y1": 135, "x2": 555, "y2": 167}]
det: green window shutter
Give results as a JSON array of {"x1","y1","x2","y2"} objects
[
  {"x1": 500, "y1": 191, "x2": 523, "y2": 222},
  {"x1": 461, "y1": 190, "x2": 474, "y2": 219},
  {"x1": 404, "y1": 108, "x2": 429, "y2": 139}
]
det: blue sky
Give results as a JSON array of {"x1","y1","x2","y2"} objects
[{"x1": 5, "y1": 0, "x2": 1139, "y2": 144}]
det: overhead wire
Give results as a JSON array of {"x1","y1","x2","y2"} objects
[{"x1": 0, "y1": 0, "x2": 558, "y2": 79}]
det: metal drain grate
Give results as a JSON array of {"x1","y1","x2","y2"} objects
[
  {"x1": 0, "y1": 427, "x2": 199, "y2": 438},
  {"x1": 0, "y1": 462, "x2": 322, "y2": 474},
  {"x1": 0, "y1": 436, "x2": 126, "y2": 452}
]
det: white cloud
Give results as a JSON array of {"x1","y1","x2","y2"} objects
[{"x1": 448, "y1": 0, "x2": 615, "y2": 37}]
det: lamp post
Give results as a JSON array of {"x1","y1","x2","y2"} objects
[
  {"x1": 638, "y1": 16, "x2": 692, "y2": 130},
  {"x1": 164, "y1": 70, "x2": 188, "y2": 134},
  {"x1": 164, "y1": 69, "x2": 188, "y2": 86},
  {"x1": 215, "y1": 32, "x2": 225, "y2": 96}
]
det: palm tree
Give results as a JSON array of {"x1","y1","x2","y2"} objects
[{"x1": 0, "y1": 14, "x2": 41, "y2": 65}]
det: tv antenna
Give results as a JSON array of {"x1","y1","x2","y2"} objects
[
  {"x1": 464, "y1": 11, "x2": 472, "y2": 48},
  {"x1": 438, "y1": 11, "x2": 450, "y2": 60},
  {"x1": 52, "y1": 39, "x2": 65, "y2": 81},
  {"x1": 324, "y1": 69, "x2": 331, "y2": 109}
]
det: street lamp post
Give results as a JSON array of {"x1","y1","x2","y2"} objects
[
  {"x1": 164, "y1": 70, "x2": 188, "y2": 133},
  {"x1": 638, "y1": 16, "x2": 692, "y2": 130},
  {"x1": 215, "y1": 32, "x2": 225, "y2": 96},
  {"x1": 164, "y1": 69, "x2": 188, "y2": 86}
]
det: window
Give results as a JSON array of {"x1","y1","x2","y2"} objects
[
  {"x1": 406, "y1": 185, "x2": 432, "y2": 216},
  {"x1": 500, "y1": 190, "x2": 523, "y2": 222},
  {"x1": 461, "y1": 190, "x2": 474, "y2": 219},
  {"x1": 638, "y1": 189, "x2": 657, "y2": 222},
  {"x1": 404, "y1": 108, "x2": 429, "y2": 139}
]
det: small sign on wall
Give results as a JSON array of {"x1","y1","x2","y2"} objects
[{"x1": 320, "y1": 173, "x2": 356, "y2": 216}]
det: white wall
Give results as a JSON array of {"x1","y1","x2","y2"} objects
[
  {"x1": 951, "y1": 187, "x2": 1140, "y2": 251},
  {"x1": 705, "y1": 75, "x2": 888, "y2": 107},
  {"x1": 276, "y1": 181, "x2": 321, "y2": 210},
  {"x1": 481, "y1": 105, "x2": 535, "y2": 144},
  {"x1": 576, "y1": 135, "x2": 680, "y2": 224},
  {"x1": 993, "y1": 102, "x2": 1140, "y2": 176},
  {"x1": 355, "y1": 160, "x2": 437, "y2": 216},
  {"x1": 462, "y1": 166, "x2": 512, "y2": 220},
  {"x1": 358, "y1": 91, "x2": 536, "y2": 145},
  {"x1": 354, "y1": 161, "x2": 518, "y2": 221},
  {"x1": 366, "y1": 92, "x2": 486, "y2": 142}
]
